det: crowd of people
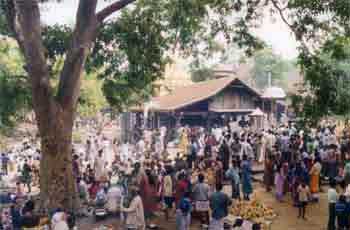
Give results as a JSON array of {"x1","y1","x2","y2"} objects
[{"x1": 1, "y1": 116, "x2": 350, "y2": 230}]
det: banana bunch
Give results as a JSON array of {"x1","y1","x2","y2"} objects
[{"x1": 230, "y1": 199, "x2": 277, "y2": 221}]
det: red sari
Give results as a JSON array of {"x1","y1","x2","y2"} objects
[{"x1": 140, "y1": 174, "x2": 158, "y2": 215}]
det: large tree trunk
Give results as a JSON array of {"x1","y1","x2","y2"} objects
[
  {"x1": 35, "y1": 100, "x2": 77, "y2": 212},
  {"x1": 6, "y1": 0, "x2": 137, "y2": 212}
]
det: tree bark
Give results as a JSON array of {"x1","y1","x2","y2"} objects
[
  {"x1": 38, "y1": 102, "x2": 77, "y2": 212},
  {"x1": 5, "y1": 0, "x2": 136, "y2": 212}
]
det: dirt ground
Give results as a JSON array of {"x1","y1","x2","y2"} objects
[
  {"x1": 254, "y1": 187, "x2": 328, "y2": 230},
  {"x1": 78, "y1": 184, "x2": 329, "y2": 230}
]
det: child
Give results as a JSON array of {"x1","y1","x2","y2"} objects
[
  {"x1": 297, "y1": 181, "x2": 310, "y2": 219},
  {"x1": 336, "y1": 195, "x2": 349, "y2": 230}
]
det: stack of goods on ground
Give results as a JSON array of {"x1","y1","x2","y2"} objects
[{"x1": 226, "y1": 198, "x2": 277, "y2": 230}]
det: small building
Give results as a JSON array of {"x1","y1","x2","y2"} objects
[
  {"x1": 131, "y1": 76, "x2": 268, "y2": 129},
  {"x1": 262, "y1": 86, "x2": 287, "y2": 123}
]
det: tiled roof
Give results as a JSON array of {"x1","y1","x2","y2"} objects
[{"x1": 132, "y1": 77, "x2": 261, "y2": 112}]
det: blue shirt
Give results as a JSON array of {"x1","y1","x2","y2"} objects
[
  {"x1": 226, "y1": 168, "x2": 240, "y2": 184},
  {"x1": 210, "y1": 191, "x2": 231, "y2": 220}
]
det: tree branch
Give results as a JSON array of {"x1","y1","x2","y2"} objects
[
  {"x1": 56, "y1": 0, "x2": 98, "y2": 110},
  {"x1": 270, "y1": 0, "x2": 311, "y2": 55},
  {"x1": 1, "y1": 0, "x2": 23, "y2": 49},
  {"x1": 96, "y1": 0, "x2": 136, "y2": 22},
  {"x1": 14, "y1": 0, "x2": 52, "y2": 101}
]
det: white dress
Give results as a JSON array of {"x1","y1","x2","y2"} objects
[{"x1": 94, "y1": 156, "x2": 106, "y2": 181}]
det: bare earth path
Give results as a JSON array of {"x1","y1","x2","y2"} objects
[{"x1": 254, "y1": 187, "x2": 328, "y2": 230}]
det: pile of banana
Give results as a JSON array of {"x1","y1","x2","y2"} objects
[{"x1": 229, "y1": 199, "x2": 277, "y2": 222}]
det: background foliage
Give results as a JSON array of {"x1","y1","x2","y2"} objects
[
  {"x1": 0, "y1": 39, "x2": 31, "y2": 128},
  {"x1": 292, "y1": 36, "x2": 350, "y2": 127}
]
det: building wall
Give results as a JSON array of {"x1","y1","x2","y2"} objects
[{"x1": 209, "y1": 87, "x2": 257, "y2": 110}]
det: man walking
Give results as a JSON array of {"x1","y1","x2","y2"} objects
[
  {"x1": 1, "y1": 153, "x2": 9, "y2": 175},
  {"x1": 209, "y1": 183, "x2": 232, "y2": 230}
]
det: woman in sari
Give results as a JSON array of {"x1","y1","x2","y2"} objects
[
  {"x1": 309, "y1": 157, "x2": 322, "y2": 199},
  {"x1": 264, "y1": 154, "x2": 274, "y2": 192},
  {"x1": 275, "y1": 163, "x2": 286, "y2": 202},
  {"x1": 140, "y1": 170, "x2": 159, "y2": 220},
  {"x1": 179, "y1": 129, "x2": 189, "y2": 156}
]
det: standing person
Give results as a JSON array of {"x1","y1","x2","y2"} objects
[
  {"x1": 225, "y1": 160, "x2": 240, "y2": 200},
  {"x1": 343, "y1": 160, "x2": 350, "y2": 186},
  {"x1": 214, "y1": 159, "x2": 224, "y2": 188},
  {"x1": 163, "y1": 170, "x2": 174, "y2": 221},
  {"x1": 328, "y1": 150, "x2": 338, "y2": 181},
  {"x1": 94, "y1": 149, "x2": 106, "y2": 183},
  {"x1": 309, "y1": 157, "x2": 322, "y2": 200},
  {"x1": 280, "y1": 131, "x2": 291, "y2": 162},
  {"x1": 336, "y1": 195, "x2": 348, "y2": 230},
  {"x1": 297, "y1": 181, "x2": 311, "y2": 219},
  {"x1": 179, "y1": 129, "x2": 189, "y2": 156},
  {"x1": 192, "y1": 174, "x2": 210, "y2": 225},
  {"x1": 188, "y1": 139, "x2": 198, "y2": 169},
  {"x1": 1, "y1": 153, "x2": 9, "y2": 175},
  {"x1": 176, "y1": 192, "x2": 192, "y2": 230},
  {"x1": 328, "y1": 180, "x2": 338, "y2": 230},
  {"x1": 241, "y1": 138, "x2": 254, "y2": 160},
  {"x1": 264, "y1": 154, "x2": 274, "y2": 192},
  {"x1": 174, "y1": 173, "x2": 189, "y2": 208},
  {"x1": 219, "y1": 139, "x2": 230, "y2": 172},
  {"x1": 209, "y1": 183, "x2": 232, "y2": 230},
  {"x1": 121, "y1": 187, "x2": 146, "y2": 230},
  {"x1": 231, "y1": 138, "x2": 241, "y2": 161},
  {"x1": 72, "y1": 154, "x2": 80, "y2": 183},
  {"x1": 21, "y1": 159, "x2": 32, "y2": 193},
  {"x1": 275, "y1": 164, "x2": 286, "y2": 202},
  {"x1": 241, "y1": 155, "x2": 253, "y2": 200}
]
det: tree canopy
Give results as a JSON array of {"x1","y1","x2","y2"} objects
[
  {"x1": 292, "y1": 36, "x2": 350, "y2": 127},
  {"x1": 0, "y1": 39, "x2": 31, "y2": 128}
]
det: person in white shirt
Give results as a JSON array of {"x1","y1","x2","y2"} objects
[
  {"x1": 327, "y1": 180, "x2": 337, "y2": 230},
  {"x1": 121, "y1": 187, "x2": 145, "y2": 230},
  {"x1": 94, "y1": 150, "x2": 106, "y2": 182},
  {"x1": 213, "y1": 126, "x2": 223, "y2": 143},
  {"x1": 240, "y1": 139, "x2": 254, "y2": 160},
  {"x1": 121, "y1": 141, "x2": 130, "y2": 162},
  {"x1": 137, "y1": 139, "x2": 146, "y2": 154},
  {"x1": 163, "y1": 171, "x2": 173, "y2": 220}
]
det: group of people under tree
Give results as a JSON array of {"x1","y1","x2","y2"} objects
[{"x1": 2, "y1": 115, "x2": 350, "y2": 229}]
